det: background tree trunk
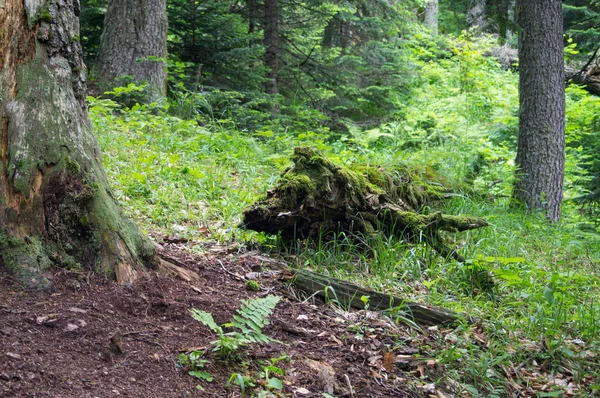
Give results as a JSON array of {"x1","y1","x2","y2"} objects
[
  {"x1": 263, "y1": 0, "x2": 279, "y2": 94},
  {"x1": 0, "y1": 0, "x2": 155, "y2": 287},
  {"x1": 95, "y1": 0, "x2": 168, "y2": 100},
  {"x1": 424, "y1": 0, "x2": 439, "y2": 35},
  {"x1": 513, "y1": 0, "x2": 565, "y2": 221},
  {"x1": 467, "y1": 0, "x2": 489, "y2": 31},
  {"x1": 504, "y1": 0, "x2": 516, "y2": 41}
]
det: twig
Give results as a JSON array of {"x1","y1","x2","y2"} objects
[
  {"x1": 576, "y1": 45, "x2": 600, "y2": 77},
  {"x1": 344, "y1": 374, "x2": 354, "y2": 397},
  {"x1": 217, "y1": 259, "x2": 245, "y2": 281},
  {"x1": 122, "y1": 328, "x2": 163, "y2": 336}
]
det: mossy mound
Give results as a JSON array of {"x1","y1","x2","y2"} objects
[{"x1": 242, "y1": 147, "x2": 487, "y2": 261}]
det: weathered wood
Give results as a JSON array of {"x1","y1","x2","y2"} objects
[
  {"x1": 565, "y1": 66, "x2": 600, "y2": 97},
  {"x1": 288, "y1": 268, "x2": 462, "y2": 326},
  {"x1": 488, "y1": 47, "x2": 600, "y2": 97},
  {"x1": 242, "y1": 147, "x2": 488, "y2": 261}
]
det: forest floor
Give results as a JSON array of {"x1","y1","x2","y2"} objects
[{"x1": 0, "y1": 237, "x2": 455, "y2": 398}]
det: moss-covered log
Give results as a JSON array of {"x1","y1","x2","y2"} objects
[
  {"x1": 242, "y1": 147, "x2": 487, "y2": 261},
  {"x1": 0, "y1": 0, "x2": 155, "y2": 287}
]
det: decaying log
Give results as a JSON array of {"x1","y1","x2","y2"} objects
[
  {"x1": 487, "y1": 46, "x2": 600, "y2": 97},
  {"x1": 565, "y1": 66, "x2": 600, "y2": 97},
  {"x1": 242, "y1": 147, "x2": 488, "y2": 261},
  {"x1": 287, "y1": 268, "x2": 461, "y2": 326}
]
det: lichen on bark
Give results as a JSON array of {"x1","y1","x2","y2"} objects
[{"x1": 242, "y1": 147, "x2": 488, "y2": 261}]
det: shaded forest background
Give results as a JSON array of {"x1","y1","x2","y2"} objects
[{"x1": 81, "y1": 0, "x2": 600, "y2": 226}]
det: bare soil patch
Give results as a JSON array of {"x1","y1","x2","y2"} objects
[{"x1": 1, "y1": 241, "x2": 444, "y2": 397}]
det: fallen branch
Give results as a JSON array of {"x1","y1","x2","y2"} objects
[
  {"x1": 286, "y1": 267, "x2": 463, "y2": 326},
  {"x1": 157, "y1": 256, "x2": 200, "y2": 282},
  {"x1": 566, "y1": 66, "x2": 600, "y2": 96}
]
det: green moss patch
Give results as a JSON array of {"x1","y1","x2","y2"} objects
[{"x1": 0, "y1": 231, "x2": 51, "y2": 289}]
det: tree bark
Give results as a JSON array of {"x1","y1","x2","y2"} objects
[
  {"x1": 512, "y1": 0, "x2": 565, "y2": 221},
  {"x1": 467, "y1": 0, "x2": 489, "y2": 31},
  {"x1": 263, "y1": 0, "x2": 279, "y2": 95},
  {"x1": 0, "y1": 0, "x2": 155, "y2": 287},
  {"x1": 424, "y1": 0, "x2": 439, "y2": 35},
  {"x1": 95, "y1": 0, "x2": 168, "y2": 100}
]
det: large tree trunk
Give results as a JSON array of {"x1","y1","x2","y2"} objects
[
  {"x1": 0, "y1": 0, "x2": 155, "y2": 287},
  {"x1": 424, "y1": 0, "x2": 439, "y2": 35},
  {"x1": 512, "y1": 0, "x2": 565, "y2": 221},
  {"x1": 263, "y1": 0, "x2": 279, "y2": 95},
  {"x1": 95, "y1": 0, "x2": 168, "y2": 100}
]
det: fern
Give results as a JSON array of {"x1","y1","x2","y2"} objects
[
  {"x1": 190, "y1": 309, "x2": 224, "y2": 336},
  {"x1": 190, "y1": 295, "x2": 281, "y2": 357}
]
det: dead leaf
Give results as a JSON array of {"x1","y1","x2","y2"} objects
[{"x1": 383, "y1": 351, "x2": 395, "y2": 372}]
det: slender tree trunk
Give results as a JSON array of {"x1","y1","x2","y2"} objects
[
  {"x1": 247, "y1": 0, "x2": 258, "y2": 35},
  {"x1": 497, "y1": 0, "x2": 516, "y2": 42},
  {"x1": 95, "y1": 0, "x2": 168, "y2": 100},
  {"x1": 467, "y1": 0, "x2": 488, "y2": 31},
  {"x1": 0, "y1": 0, "x2": 155, "y2": 287},
  {"x1": 424, "y1": 0, "x2": 439, "y2": 35},
  {"x1": 505, "y1": 0, "x2": 516, "y2": 41},
  {"x1": 513, "y1": 0, "x2": 565, "y2": 221},
  {"x1": 263, "y1": 0, "x2": 279, "y2": 95}
]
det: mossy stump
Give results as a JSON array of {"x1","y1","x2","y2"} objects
[
  {"x1": 0, "y1": 0, "x2": 159, "y2": 288},
  {"x1": 242, "y1": 147, "x2": 488, "y2": 261}
]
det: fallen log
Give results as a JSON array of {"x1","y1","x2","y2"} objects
[
  {"x1": 486, "y1": 46, "x2": 600, "y2": 97},
  {"x1": 242, "y1": 147, "x2": 488, "y2": 261},
  {"x1": 566, "y1": 66, "x2": 600, "y2": 97},
  {"x1": 287, "y1": 268, "x2": 462, "y2": 326}
]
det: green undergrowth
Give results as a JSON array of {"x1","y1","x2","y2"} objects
[{"x1": 91, "y1": 35, "x2": 600, "y2": 396}]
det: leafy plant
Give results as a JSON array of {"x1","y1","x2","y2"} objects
[
  {"x1": 178, "y1": 350, "x2": 213, "y2": 390},
  {"x1": 190, "y1": 295, "x2": 281, "y2": 358},
  {"x1": 228, "y1": 356, "x2": 288, "y2": 398}
]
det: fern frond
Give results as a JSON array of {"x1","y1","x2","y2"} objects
[
  {"x1": 191, "y1": 295, "x2": 281, "y2": 358},
  {"x1": 231, "y1": 295, "x2": 281, "y2": 343},
  {"x1": 190, "y1": 308, "x2": 223, "y2": 335}
]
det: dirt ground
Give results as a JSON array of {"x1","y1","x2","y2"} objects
[{"x1": 0, "y1": 239, "x2": 450, "y2": 398}]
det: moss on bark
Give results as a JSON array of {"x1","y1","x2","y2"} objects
[
  {"x1": 0, "y1": 0, "x2": 155, "y2": 288},
  {"x1": 242, "y1": 147, "x2": 488, "y2": 261}
]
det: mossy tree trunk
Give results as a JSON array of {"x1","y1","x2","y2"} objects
[
  {"x1": 95, "y1": 0, "x2": 168, "y2": 100},
  {"x1": 0, "y1": 0, "x2": 155, "y2": 287}
]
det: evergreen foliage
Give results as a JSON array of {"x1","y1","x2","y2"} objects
[{"x1": 564, "y1": 0, "x2": 600, "y2": 53}]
